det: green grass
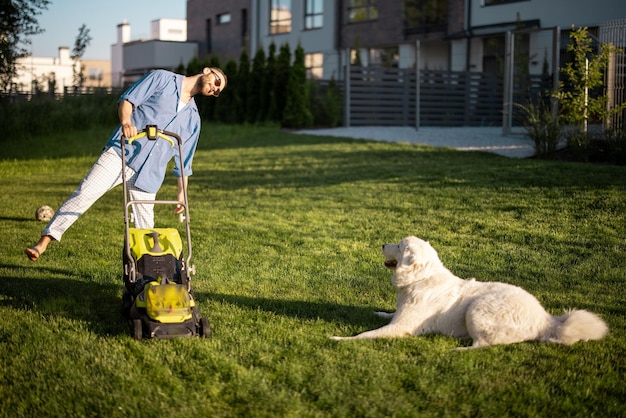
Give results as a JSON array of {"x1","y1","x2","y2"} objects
[{"x1": 1, "y1": 124, "x2": 625, "y2": 417}]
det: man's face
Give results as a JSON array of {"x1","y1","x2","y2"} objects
[{"x1": 197, "y1": 69, "x2": 223, "y2": 97}]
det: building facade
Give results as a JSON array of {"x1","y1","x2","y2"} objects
[
  {"x1": 12, "y1": 47, "x2": 76, "y2": 94},
  {"x1": 186, "y1": 0, "x2": 626, "y2": 81},
  {"x1": 111, "y1": 19, "x2": 197, "y2": 87}
]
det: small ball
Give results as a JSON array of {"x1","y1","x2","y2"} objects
[{"x1": 36, "y1": 205, "x2": 55, "y2": 222}]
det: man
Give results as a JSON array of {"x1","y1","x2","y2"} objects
[{"x1": 25, "y1": 67, "x2": 227, "y2": 261}]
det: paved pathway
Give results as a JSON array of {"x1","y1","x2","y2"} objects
[{"x1": 296, "y1": 126, "x2": 535, "y2": 158}]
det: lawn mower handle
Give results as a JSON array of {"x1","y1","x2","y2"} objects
[
  {"x1": 121, "y1": 125, "x2": 194, "y2": 288},
  {"x1": 127, "y1": 125, "x2": 182, "y2": 147}
]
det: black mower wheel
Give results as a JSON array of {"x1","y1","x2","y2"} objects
[
  {"x1": 199, "y1": 317, "x2": 211, "y2": 338},
  {"x1": 132, "y1": 319, "x2": 143, "y2": 340}
]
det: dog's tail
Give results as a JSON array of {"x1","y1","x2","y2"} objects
[{"x1": 549, "y1": 310, "x2": 608, "y2": 345}]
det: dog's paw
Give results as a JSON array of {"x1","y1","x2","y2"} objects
[
  {"x1": 374, "y1": 311, "x2": 394, "y2": 319},
  {"x1": 330, "y1": 336, "x2": 349, "y2": 341}
]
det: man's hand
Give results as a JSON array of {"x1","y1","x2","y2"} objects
[{"x1": 121, "y1": 123, "x2": 138, "y2": 139}]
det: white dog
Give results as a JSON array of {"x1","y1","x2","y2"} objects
[{"x1": 332, "y1": 236, "x2": 608, "y2": 349}]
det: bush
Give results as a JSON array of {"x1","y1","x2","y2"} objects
[
  {"x1": 516, "y1": 95, "x2": 561, "y2": 158},
  {"x1": 282, "y1": 44, "x2": 313, "y2": 129}
]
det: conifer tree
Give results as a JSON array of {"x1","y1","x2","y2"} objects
[
  {"x1": 216, "y1": 59, "x2": 240, "y2": 123},
  {"x1": 271, "y1": 43, "x2": 291, "y2": 122},
  {"x1": 248, "y1": 47, "x2": 266, "y2": 123},
  {"x1": 236, "y1": 49, "x2": 250, "y2": 123},
  {"x1": 263, "y1": 43, "x2": 277, "y2": 123},
  {"x1": 282, "y1": 44, "x2": 313, "y2": 128}
]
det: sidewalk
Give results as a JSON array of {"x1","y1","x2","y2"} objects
[{"x1": 295, "y1": 126, "x2": 535, "y2": 159}]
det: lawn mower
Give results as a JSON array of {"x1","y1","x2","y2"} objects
[{"x1": 120, "y1": 125, "x2": 210, "y2": 340}]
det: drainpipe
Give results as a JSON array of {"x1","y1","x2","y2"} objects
[{"x1": 466, "y1": 0, "x2": 472, "y2": 71}]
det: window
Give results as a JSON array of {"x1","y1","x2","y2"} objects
[
  {"x1": 88, "y1": 68, "x2": 103, "y2": 81},
  {"x1": 348, "y1": 0, "x2": 378, "y2": 23},
  {"x1": 404, "y1": 0, "x2": 447, "y2": 33},
  {"x1": 305, "y1": 0, "x2": 323, "y2": 30},
  {"x1": 206, "y1": 18, "x2": 212, "y2": 54},
  {"x1": 217, "y1": 13, "x2": 231, "y2": 25},
  {"x1": 370, "y1": 47, "x2": 399, "y2": 68},
  {"x1": 305, "y1": 53, "x2": 324, "y2": 79},
  {"x1": 270, "y1": 0, "x2": 292, "y2": 34}
]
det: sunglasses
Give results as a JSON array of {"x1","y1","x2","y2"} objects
[{"x1": 209, "y1": 69, "x2": 222, "y2": 96}]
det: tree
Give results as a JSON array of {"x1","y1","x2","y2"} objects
[
  {"x1": 270, "y1": 43, "x2": 291, "y2": 122},
  {"x1": 235, "y1": 48, "x2": 250, "y2": 123},
  {"x1": 247, "y1": 47, "x2": 266, "y2": 123},
  {"x1": 0, "y1": 0, "x2": 50, "y2": 93},
  {"x1": 71, "y1": 24, "x2": 92, "y2": 88},
  {"x1": 555, "y1": 26, "x2": 621, "y2": 132},
  {"x1": 282, "y1": 43, "x2": 313, "y2": 128},
  {"x1": 263, "y1": 42, "x2": 277, "y2": 123}
]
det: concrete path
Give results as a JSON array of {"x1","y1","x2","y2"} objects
[{"x1": 296, "y1": 126, "x2": 535, "y2": 158}]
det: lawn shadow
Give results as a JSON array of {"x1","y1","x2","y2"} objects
[
  {"x1": 202, "y1": 291, "x2": 389, "y2": 328},
  {"x1": 193, "y1": 143, "x2": 626, "y2": 193},
  {"x1": 0, "y1": 268, "x2": 128, "y2": 337}
]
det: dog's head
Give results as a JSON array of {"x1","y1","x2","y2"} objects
[{"x1": 382, "y1": 236, "x2": 441, "y2": 286}]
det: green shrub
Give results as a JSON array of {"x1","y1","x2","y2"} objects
[{"x1": 516, "y1": 95, "x2": 561, "y2": 157}]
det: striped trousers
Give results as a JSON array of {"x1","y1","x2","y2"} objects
[{"x1": 43, "y1": 147, "x2": 155, "y2": 241}]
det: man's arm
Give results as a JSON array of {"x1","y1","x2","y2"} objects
[{"x1": 118, "y1": 100, "x2": 137, "y2": 138}]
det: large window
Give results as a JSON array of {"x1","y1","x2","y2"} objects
[
  {"x1": 270, "y1": 0, "x2": 292, "y2": 34},
  {"x1": 305, "y1": 52, "x2": 324, "y2": 79},
  {"x1": 348, "y1": 0, "x2": 378, "y2": 23},
  {"x1": 305, "y1": 0, "x2": 324, "y2": 30}
]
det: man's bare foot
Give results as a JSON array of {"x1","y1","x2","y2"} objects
[
  {"x1": 25, "y1": 235, "x2": 52, "y2": 262},
  {"x1": 25, "y1": 247, "x2": 40, "y2": 261}
]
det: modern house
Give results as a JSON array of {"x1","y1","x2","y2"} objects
[
  {"x1": 111, "y1": 19, "x2": 197, "y2": 87},
  {"x1": 12, "y1": 47, "x2": 76, "y2": 94},
  {"x1": 186, "y1": 0, "x2": 626, "y2": 79}
]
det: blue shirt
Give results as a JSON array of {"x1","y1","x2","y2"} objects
[{"x1": 104, "y1": 69, "x2": 201, "y2": 194}]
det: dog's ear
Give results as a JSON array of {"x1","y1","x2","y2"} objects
[{"x1": 401, "y1": 242, "x2": 425, "y2": 271}]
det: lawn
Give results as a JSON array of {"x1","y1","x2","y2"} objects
[{"x1": 0, "y1": 124, "x2": 625, "y2": 417}]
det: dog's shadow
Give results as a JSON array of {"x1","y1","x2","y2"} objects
[{"x1": 202, "y1": 292, "x2": 388, "y2": 328}]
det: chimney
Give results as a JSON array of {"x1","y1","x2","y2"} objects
[{"x1": 117, "y1": 21, "x2": 131, "y2": 44}]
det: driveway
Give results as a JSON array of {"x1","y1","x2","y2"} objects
[{"x1": 296, "y1": 126, "x2": 535, "y2": 158}]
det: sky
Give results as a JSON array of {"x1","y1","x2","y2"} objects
[{"x1": 28, "y1": 0, "x2": 186, "y2": 60}]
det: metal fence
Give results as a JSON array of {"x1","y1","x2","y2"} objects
[
  {"x1": 345, "y1": 21, "x2": 626, "y2": 133},
  {"x1": 344, "y1": 65, "x2": 544, "y2": 128},
  {"x1": 600, "y1": 19, "x2": 626, "y2": 131}
]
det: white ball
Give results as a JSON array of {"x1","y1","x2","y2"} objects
[{"x1": 36, "y1": 205, "x2": 55, "y2": 222}]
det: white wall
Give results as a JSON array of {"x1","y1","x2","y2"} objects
[
  {"x1": 470, "y1": 0, "x2": 626, "y2": 30},
  {"x1": 151, "y1": 19, "x2": 187, "y2": 42},
  {"x1": 14, "y1": 47, "x2": 76, "y2": 93}
]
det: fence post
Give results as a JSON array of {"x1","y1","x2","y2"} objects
[
  {"x1": 502, "y1": 31, "x2": 514, "y2": 136},
  {"x1": 344, "y1": 48, "x2": 351, "y2": 128},
  {"x1": 415, "y1": 40, "x2": 420, "y2": 130},
  {"x1": 551, "y1": 26, "x2": 561, "y2": 122}
]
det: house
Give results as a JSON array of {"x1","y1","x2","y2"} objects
[
  {"x1": 186, "y1": 0, "x2": 626, "y2": 79},
  {"x1": 81, "y1": 59, "x2": 111, "y2": 88},
  {"x1": 187, "y1": 0, "x2": 340, "y2": 79},
  {"x1": 12, "y1": 47, "x2": 76, "y2": 94},
  {"x1": 111, "y1": 19, "x2": 197, "y2": 87}
]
